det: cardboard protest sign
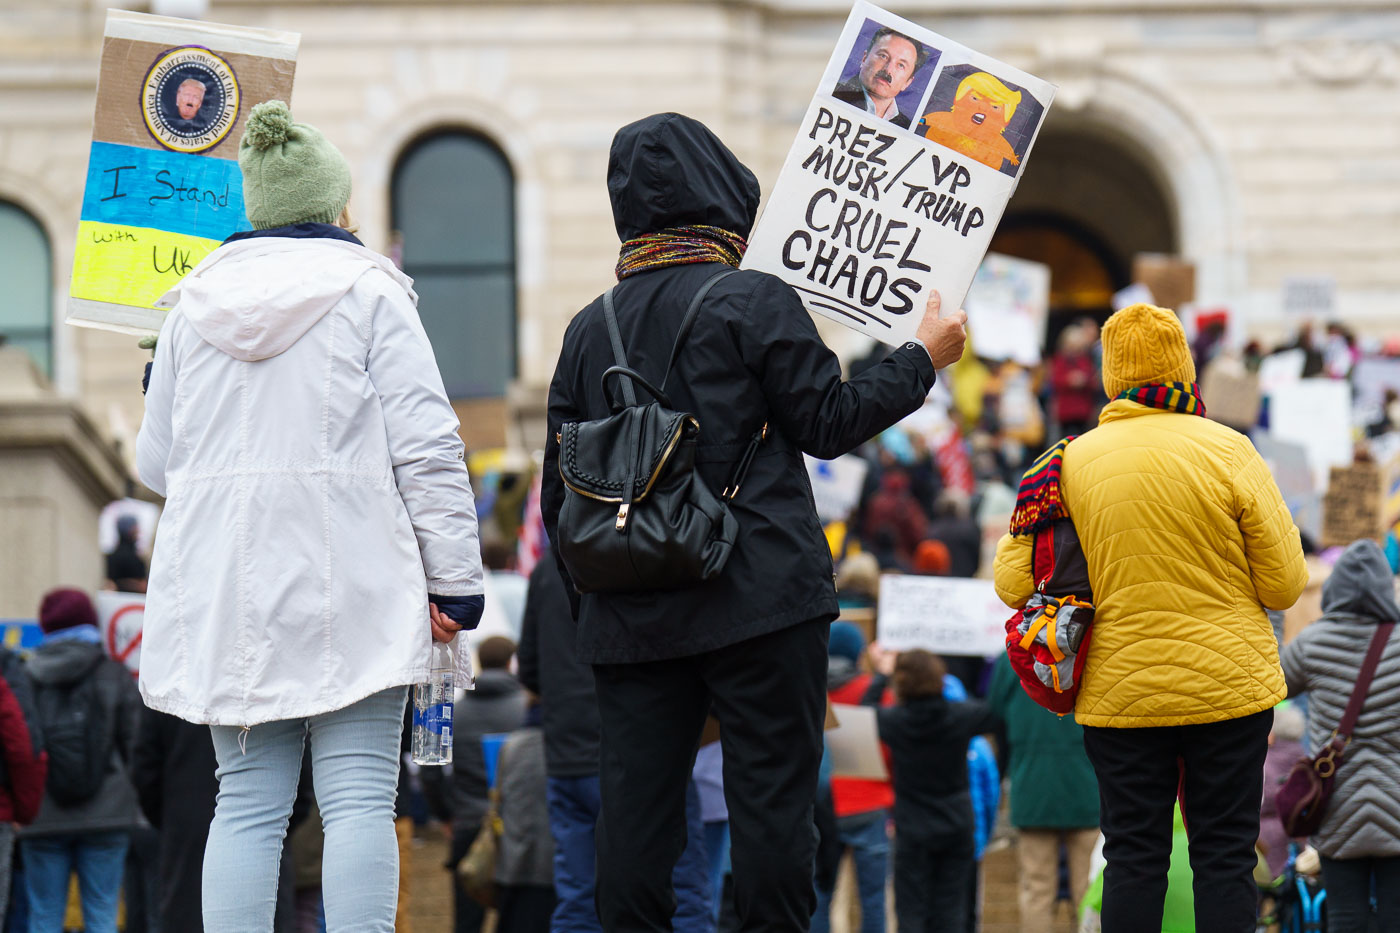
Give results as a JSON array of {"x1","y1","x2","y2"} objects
[
  {"x1": 743, "y1": 1, "x2": 1055, "y2": 347},
  {"x1": 963, "y1": 252, "x2": 1049, "y2": 365},
  {"x1": 95, "y1": 590, "x2": 145, "y2": 677},
  {"x1": 1131, "y1": 254, "x2": 1195, "y2": 312},
  {"x1": 804, "y1": 453, "x2": 871, "y2": 523},
  {"x1": 67, "y1": 11, "x2": 299, "y2": 335},
  {"x1": 1200, "y1": 357, "x2": 1261, "y2": 430},
  {"x1": 827, "y1": 704, "x2": 889, "y2": 780},
  {"x1": 877, "y1": 574, "x2": 1006, "y2": 657},
  {"x1": 1321, "y1": 462, "x2": 1386, "y2": 549}
]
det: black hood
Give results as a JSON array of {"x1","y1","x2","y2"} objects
[{"x1": 607, "y1": 113, "x2": 761, "y2": 242}]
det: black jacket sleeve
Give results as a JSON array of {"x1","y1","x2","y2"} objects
[
  {"x1": 739, "y1": 275, "x2": 936, "y2": 461},
  {"x1": 954, "y1": 699, "x2": 1003, "y2": 739},
  {"x1": 541, "y1": 324, "x2": 583, "y2": 621},
  {"x1": 131, "y1": 706, "x2": 167, "y2": 828},
  {"x1": 517, "y1": 566, "x2": 543, "y2": 696}
]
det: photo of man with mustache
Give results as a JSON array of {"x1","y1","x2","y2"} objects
[{"x1": 832, "y1": 25, "x2": 931, "y2": 130}]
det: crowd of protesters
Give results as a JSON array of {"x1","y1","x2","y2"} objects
[{"x1": 8, "y1": 100, "x2": 1400, "y2": 933}]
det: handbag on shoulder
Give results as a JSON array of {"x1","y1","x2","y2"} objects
[
  {"x1": 556, "y1": 269, "x2": 765, "y2": 594},
  {"x1": 1277, "y1": 620, "x2": 1395, "y2": 837}
]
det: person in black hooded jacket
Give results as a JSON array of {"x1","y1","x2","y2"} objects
[{"x1": 540, "y1": 112, "x2": 966, "y2": 932}]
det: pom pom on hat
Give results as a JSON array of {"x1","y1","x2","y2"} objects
[
  {"x1": 1100, "y1": 302, "x2": 1197, "y2": 399},
  {"x1": 243, "y1": 100, "x2": 293, "y2": 151},
  {"x1": 238, "y1": 100, "x2": 352, "y2": 230}
]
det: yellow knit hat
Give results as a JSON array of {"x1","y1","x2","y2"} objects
[{"x1": 1100, "y1": 303, "x2": 1197, "y2": 399}]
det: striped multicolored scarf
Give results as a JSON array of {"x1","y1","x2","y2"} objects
[
  {"x1": 1009, "y1": 437, "x2": 1076, "y2": 537},
  {"x1": 1009, "y1": 382, "x2": 1207, "y2": 536},
  {"x1": 615, "y1": 225, "x2": 746, "y2": 280},
  {"x1": 1116, "y1": 381, "x2": 1208, "y2": 417}
]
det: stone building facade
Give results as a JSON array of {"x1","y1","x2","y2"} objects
[{"x1": 3, "y1": 0, "x2": 1399, "y2": 459}]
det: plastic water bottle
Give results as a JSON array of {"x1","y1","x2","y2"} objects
[{"x1": 412, "y1": 642, "x2": 454, "y2": 766}]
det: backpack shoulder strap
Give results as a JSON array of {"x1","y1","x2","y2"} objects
[
  {"x1": 660, "y1": 269, "x2": 738, "y2": 391},
  {"x1": 601, "y1": 287, "x2": 636, "y2": 409},
  {"x1": 1338, "y1": 621, "x2": 1394, "y2": 741}
]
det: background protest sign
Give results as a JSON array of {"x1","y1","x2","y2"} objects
[
  {"x1": 962, "y1": 252, "x2": 1049, "y2": 365},
  {"x1": 804, "y1": 453, "x2": 870, "y2": 523},
  {"x1": 743, "y1": 1, "x2": 1055, "y2": 347},
  {"x1": 67, "y1": 11, "x2": 299, "y2": 335},
  {"x1": 877, "y1": 574, "x2": 1007, "y2": 657},
  {"x1": 1268, "y1": 379, "x2": 1353, "y2": 490},
  {"x1": 96, "y1": 590, "x2": 145, "y2": 677},
  {"x1": 827, "y1": 704, "x2": 889, "y2": 779}
]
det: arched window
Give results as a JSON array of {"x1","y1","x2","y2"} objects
[
  {"x1": 0, "y1": 201, "x2": 53, "y2": 377},
  {"x1": 391, "y1": 132, "x2": 516, "y2": 399}
]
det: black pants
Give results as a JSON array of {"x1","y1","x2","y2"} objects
[
  {"x1": 593, "y1": 619, "x2": 829, "y2": 933},
  {"x1": 892, "y1": 830, "x2": 974, "y2": 933},
  {"x1": 1081, "y1": 708, "x2": 1272, "y2": 933},
  {"x1": 1320, "y1": 855, "x2": 1400, "y2": 933}
]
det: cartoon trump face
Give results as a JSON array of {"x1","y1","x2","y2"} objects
[{"x1": 918, "y1": 72, "x2": 1023, "y2": 172}]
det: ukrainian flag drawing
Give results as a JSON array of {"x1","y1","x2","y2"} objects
[{"x1": 68, "y1": 11, "x2": 298, "y2": 335}]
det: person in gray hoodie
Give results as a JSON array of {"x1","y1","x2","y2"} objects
[
  {"x1": 1281, "y1": 538, "x2": 1400, "y2": 933},
  {"x1": 19, "y1": 588, "x2": 143, "y2": 933}
]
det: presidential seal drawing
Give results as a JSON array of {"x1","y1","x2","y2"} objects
[{"x1": 141, "y1": 46, "x2": 240, "y2": 153}]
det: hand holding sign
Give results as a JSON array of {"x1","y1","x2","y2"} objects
[{"x1": 916, "y1": 289, "x2": 967, "y2": 368}]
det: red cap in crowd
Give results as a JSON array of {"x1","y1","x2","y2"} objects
[{"x1": 38, "y1": 588, "x2": 97, "y2": 634}]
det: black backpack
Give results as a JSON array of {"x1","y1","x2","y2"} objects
[
  {"x1": 555, "y1": 270, "x2": 765, "y2": 593},
  {"x1": 33, "y1": 661, "x2": 113, "y2": 807}
]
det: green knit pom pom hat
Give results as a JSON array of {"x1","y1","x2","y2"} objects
[{"x1": 238, "y1": 100, "x2": 352, "y2": 230}]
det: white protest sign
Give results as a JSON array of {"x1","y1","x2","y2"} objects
[
  {"x1": 1269, "y1": 379, "x2": 1353, "y2": 490},
  {"x1": 98, "y1": 497, "x2": 160, "y2": 556},
  {"x1": 1282, "y1": 276, "x2": 1335, "y2": 317},
  {"x1": 877, "y1": 574, "x2": 1007, "y2": 656},
  {"x1": 827, "y1": 704, "x2": 889, "y2": 779},
  {"x1": 963, "y1": 252, "x2": 1049, "y2": 365},
  {"x1": 95, "y1": 590, "x2": 144, "y2": 677},
  {"x1": 804, "y1": 454, "x2": 870, "y2": 523},
  {"x1": 743, "y1": 1, "x2": 1055, "y2": 347},
  {"x1": 1254, "y1": 433, "x2": 1321, "y2": 541},
  {"x1": 1258, "y1": 350, "x2": 1306, "y2": 396}
]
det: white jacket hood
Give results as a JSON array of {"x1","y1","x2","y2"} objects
[{"x1": 157, "y1": 237, "x2": 417, "y2": 362}]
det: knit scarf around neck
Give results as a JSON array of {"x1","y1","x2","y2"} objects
[
  {"x1": 1116, "y1": 381, "x2": 1208, "y2": 417},
  {"x1": 615, "y1": 225, "x2": 746, "y2": 280},
  {"x1": 1009, "y1": 437, "x2": 1077, "y2": 537},
  {"x1": 1009, "y1": 382, "x2": 1207, "y2": 537}
]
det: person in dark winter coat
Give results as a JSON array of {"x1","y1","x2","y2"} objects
[
  {"x1": 131, "y1": 706, "x2": 220, "y2": 932},
  {"x1": 862, "y1": 646, "x2": 1000, "y2": 932},
  {"x1": 493, "y1": 708, "x2": 556, "y2": 933},
  {"x1": 540, "y1": 112, "x2": 967, "y2": 933},
  {"x1": 1281, "y1": 538, "x2": 1400, "y2": 933},
  {"x1": 450, "y1": 636, "x2": 528, "y2": 933},
  {"x1": 0, "y1": 647, "x2": 47, "y2": 921},
  {"x1": 104, "y1": 514, "x2": 148, "y2": 593},
  {"x1": 19, "y1": 588, "x2": 143, "y2": 933},
  {"x1": 986, "y1": 655, "x2": 1099, "y2": 933},
  {"x1": 516, "y1": 553, "x2": 716, "y2": 933}
]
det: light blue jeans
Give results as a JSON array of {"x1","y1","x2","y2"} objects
[{"x1": 203, "y1": 687, "x2": 407, "y2": 933}]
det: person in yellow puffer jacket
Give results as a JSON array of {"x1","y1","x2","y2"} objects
[{"x1": 994, "y1": 303, "x2": 1306, "y2": 933}]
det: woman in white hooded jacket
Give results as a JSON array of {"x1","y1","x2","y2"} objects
[{"x1": 136, "y1": 101, "x2": 484, "y2": 932}]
